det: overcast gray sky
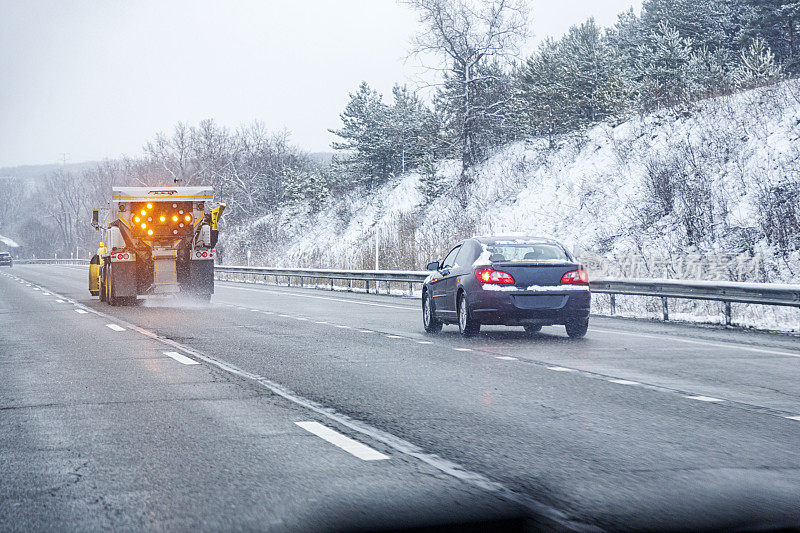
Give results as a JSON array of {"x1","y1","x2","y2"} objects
[{"x1": 0, "y1": 0, "x2": 641, "y2": 167}]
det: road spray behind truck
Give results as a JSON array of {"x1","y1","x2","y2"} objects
[{"x1": 89, "y1": 186, "x2": 225, "y2": 305}]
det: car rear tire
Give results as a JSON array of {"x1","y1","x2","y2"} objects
[
  {"x1": 523, "y1": 325, "x2": 542, "y2": 334},
  {"x1": 457, "y1": 292, "x2": 480, "y2": 337},
  {"x1": 565, "y1": 318, "x2": 589, "y2": 339},
  {"x1": 423, "y1": 291, "x2": 442, "y2": 333}
]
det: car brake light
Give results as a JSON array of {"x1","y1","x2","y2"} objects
[
  {"x1": 474, "y1": 268, "x2": 515, "y2": 285},
  {"x1": 561, "y1": 269, "x2": 589, "y2": 284}
]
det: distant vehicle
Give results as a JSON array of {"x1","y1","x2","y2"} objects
[
  {"x1": 0, "y1": 252, "x2": 12, "y2": 267},
  {"x1": 422, "y1": 236, "x2": 590, "y2": 338}
]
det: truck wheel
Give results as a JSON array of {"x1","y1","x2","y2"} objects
[
  {"x1": 107, "y1": 267, "x2": 118, "y2": 306},
  {"x1": 524, "y1": 325, "x2": 543, "y2": 334}
]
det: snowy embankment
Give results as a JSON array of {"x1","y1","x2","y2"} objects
[{"x1": 227, "y1": 80, "x2": 800, "y2": 332}]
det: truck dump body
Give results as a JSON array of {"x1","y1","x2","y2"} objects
[{"x1": 91, "y1": 186, "x2": 224, "y2": 305}]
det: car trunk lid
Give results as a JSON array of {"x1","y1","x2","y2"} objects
[{"x1": 490, "y1": 261, "x2": 581, "y2": 289}]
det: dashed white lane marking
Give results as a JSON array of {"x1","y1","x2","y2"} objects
[
  {"x1": 250, "y1": 309, "x2": 260, "y2": 312},
  {"x1": 685, "y1": 395, "x2": 724, "y2": 402},
  {"x1": 163, "y1": 351, "x2": 200, "y2": 365},
  {"x1": 547, "y1": 366, "x2": 576, "y2": 372},
  {"x1": 417, "y1": 341, "x2": 433, "y2": 345},
  {"x1": 105, "y1": 324, "x2": 125, "y2": 332},
  {"x1": 33, "y1": 288, "x2": 40, "y2": 291},
  {"x1": 41, "y1": 292, "x2": 50, "y2": 295},
  {"x1": 55, "y1": 299, "x2": 64, "y2": 303},
  {"x1": 295, "y1": 421, "x2": 389, "y2": 461},
  {"x1": 74, "y1": 309, "x2": 88, "y2": 314},
  {"x1": 314, "y1": 321, "x2": 328, "y2": 324},
  {"x1": 608, "y1": 379, "x2": 639, "y2": 385},
  {"x1": 785, "y1": 415, "x2": 800, "y2": 421},
  {"x1": 358, "y1": 329, "x2": 373, "y2": 333},
  {"x1": 335, "y1": 325, "x2": 350, "y2": 329},
  {"x1": 592, "y1": 327, "x2": 800, "y2": 359},
  {"x1": 454, "y1": 348, "x2": 472, "y2": 352},
  {"x1": 384, "y1": 335, "x2": 402, "y2": 339},
  {"x1": 294, "y1": 317, "x2": 309, "y2": 321},
  {"x1": 496, "y1": 356, "x2": 518, "y2": 361},
  {"x1": 278, "y1": 314, "x2": 292, "y2": 318}
]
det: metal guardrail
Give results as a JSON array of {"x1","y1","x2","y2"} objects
[
  {"x1": 14, "y1": 259, "x2": 90, "y2": 265},
  {"x1": 12, "y1": 262, "x2": 799, "y2": 326},
  {"x1": 214, "y1": 266, "x2": 800, "y2": 326},
  {"x1": 215, "y1": 265, "x2": 426, "y2": 295}
]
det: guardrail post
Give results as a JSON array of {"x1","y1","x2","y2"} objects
[
  {"x1": 408, "y1": 282, "x2": 413, "y2": 297},
  {"x1": 610, "y1": 294, "x2": 616, "y2": 316},
  {"x1": 347, "y1": 279, "x2": 352, "y2": 292},
  {"x1": 724, "y1": 301, "x2": 732, "y2": 326},
  {"x1": 661, "y1": 297, "x2": 669, "y2": 321},
  {"x1": 299, "y1": 276, "x2": 303, "y2": 287},
  {"x1": 365, "y1": 280, "x2": 370, "y2": 294},
  {"x1": 385, "y1": 280, "x2": 390, "y2": 295},
  {"x1": 330, "y1": 278, "x2": 334, "y2": 291}
]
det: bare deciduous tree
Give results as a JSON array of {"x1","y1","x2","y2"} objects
[{"x1": 403, "y1": 0, "x2": 529, "y2": 196}]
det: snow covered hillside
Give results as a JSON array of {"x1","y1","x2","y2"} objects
[{"x1": 225, "y1": 80, "x2": 800, "y2": 331}]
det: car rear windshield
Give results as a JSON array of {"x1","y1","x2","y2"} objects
[
  {"x1": 485, "y1": 242, "x2": 569, "y2": 262},
  {"x1": 0, "y1": 253, "x2": 10, "y2": 257}
]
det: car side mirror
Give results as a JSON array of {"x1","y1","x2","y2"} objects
[
  {"x1": 91, "y1": 209, "x2": 99, "y2": 230},
  {"x1": 426, "y1": 261, "x2": 440, "y2": 271}
]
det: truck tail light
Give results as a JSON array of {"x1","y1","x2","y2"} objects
[
  {"x1": 561, "y1": 269, "x2": 589, "y2": 284},
  {"x1": 474, "y1": 268, "x2": 515, "y2": 285}
]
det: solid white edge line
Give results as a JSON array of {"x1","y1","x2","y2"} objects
[
  {"x1": 163, "y1": 351, "x2": 200, "y2": 365},
  {"x1": 105, "y1": 324, "x2": 125, "y2": 332},
  {"x1": 496, "y1": 356, "x2": 518, "y2": 361},
  {"x1": 295, "y1": 421, "x2": 389, "y2": 461},
  {"x1": 417, "y1": 341, "x2": 433, "y2": 344},
  {"x1": 785, "y1": 415, "x2": 800, "y2": 421},
  {"x1": 454, "y1": 348, "x2": 472, "y2": 352}
]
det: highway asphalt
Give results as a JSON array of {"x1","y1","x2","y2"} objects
[{"x1": 3, "y1": 264, "x2": 800, "y2": 531}]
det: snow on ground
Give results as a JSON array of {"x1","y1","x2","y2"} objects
[{"x1": 226, "y1": 80, "x2": 800, "y2": 332}]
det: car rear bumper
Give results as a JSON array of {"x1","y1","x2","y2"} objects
[{"x1": 469, "y1": 286, "x2": 590, "y2": 326}]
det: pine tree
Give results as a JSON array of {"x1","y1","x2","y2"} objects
[
  {"x1": 328, "y1": 81, "x2": 392, "y2": 189},
  {"x1": 687, "y1": 45, "x2": 731, "y2": 99},
  {"x1": 416, "y1": 153, "x2": 445, "y2": 206},
  {"x1": 517, "y1": 38, "x2": 573, "y2": 143},
  {"x1": 734, "y1": 36, "x2": 783, "y2": 89},
  {"x1": 634, "y1": 21, "x2": 695, "y2": 110}
]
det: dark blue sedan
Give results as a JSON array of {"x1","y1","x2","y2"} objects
[{"x1": 422, "y1": 236, "x2": 590, "y2": 337}]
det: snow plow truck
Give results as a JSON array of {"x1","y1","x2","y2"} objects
[{"x1": 89, "y1": 186, "x2": 225, "y2": 305}]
